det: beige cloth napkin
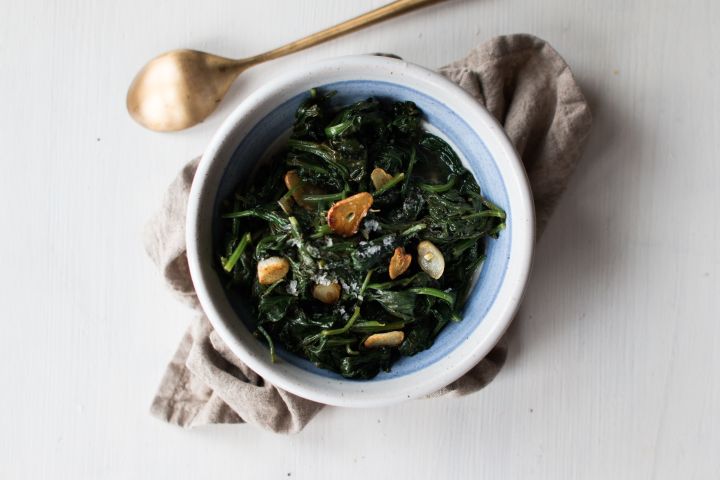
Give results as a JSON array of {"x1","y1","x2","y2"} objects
[{"x1": 145, "y1": 34, "x2": 592, "y2": 433}]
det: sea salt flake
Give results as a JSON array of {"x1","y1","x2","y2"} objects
[
  {"x1": 312, "y1": 272, "x2": 333, "y2": 286},
  {"x1": 365, "y1": 219, "x2": 381, "y2": 231},
  {"x1": 362, "y1": 245, "x2": 382, "y2": 256},
  {"x1": 339, "y1": 278, "x2": 361, "y2": 297},
  {"x1": 361, "y1": 219, "x2": 381, "y2": 237}
]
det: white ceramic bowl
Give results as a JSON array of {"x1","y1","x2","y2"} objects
[{"x1": 186, "y1": 55, "x2": 534, "y2": 407}]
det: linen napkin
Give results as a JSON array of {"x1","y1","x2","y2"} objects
[{"x1": 145, "y1": 34, "x2": 592, "y2": 433}]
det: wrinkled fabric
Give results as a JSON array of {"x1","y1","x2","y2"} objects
[{"x1": 146, "y1": 34, "x2": 592, "y2": 433}]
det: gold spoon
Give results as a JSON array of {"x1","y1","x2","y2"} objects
[{"x1": 126, "y1": 0, "x2": 445, "y2": 132}]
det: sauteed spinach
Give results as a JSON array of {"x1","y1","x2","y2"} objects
[{"x1": 218, "y1": 89, "x2": 506, "y2": 379}]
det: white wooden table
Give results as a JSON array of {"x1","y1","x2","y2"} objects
[{"x1": 2, "y1": 1, "x2": 718, "y2": 478}]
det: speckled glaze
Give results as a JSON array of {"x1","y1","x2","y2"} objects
[{"x1": 186, "y1": 55, "x2": 534, "y2": 407}]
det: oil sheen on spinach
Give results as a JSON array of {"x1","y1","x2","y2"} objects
[{"x1": 217, "y1": 88, "x2": 506, "y2": 379}]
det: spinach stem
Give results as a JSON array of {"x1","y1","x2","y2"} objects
[
  {"x1": 366, "y1": 273, "x2": 422, "y2": 291},
  {"x1": 280, "y1": 185, "x2": 300, "y2": 202},
  {"x1": 400, "y1": 223, "x2": 426, "y2": 236},
  {"x1": 420, "y1": 175, "x2": 456, "y2": 193},
  {"x1": 320, "y1": 306, "x2": 361, "y2": 337},
  {"x1": 221, "y1": 210, "x2": 290, "y2": 231},
  {"x1": 222, "y1": 210, "x2": 254, "y2": 219},
  {"x1": 229, "y1": 197, "x2": 241, "y2": 246},
  {"x1": 401, "y1": 146, "x2": 417, "y2": 195},
  {"x1": 288, "y1": 216, "x2": 316, "y2": 268},
  {"x1": 409, "y1": 287, "x2": 455, "y2": 305},
  {"x1": 351, "y1": 320, "x2": 405, "y2": 333},
  {"x1": 254, "y1": 233, "x2": 287, "y2": 259},
  {"x1": 303, "y1": 191, "x2": 346, "y2": 202},
  {"x1": 256, "y1": 325, "x2": 276, "y2": 363},
  {"x1": 324, "y1": 338, "x2": 356, "y2": 346},
  {"x1": 452, "y1": 237, "x2": 479, "y2": 257},
  {"x1": 310, "y1": 224, "x2": 331, "y2": 239},
  {"x1": 373, "y1": 173, "x2": 405, "y2": 196},
  {"x1": 261, "y1": 278, "x2": 285, "y2": 297},
  {"x1": 359, "y1": 270, "x2": 373, "y2": 296},
  {"x1": 482, "y1": 198, "x2": 504, "y2": 212},
  {"x1": 463, "y1": 210, "x2": 506, "y2": 220},
  {"x1": 288, "y1": 216, "x2": 302, "y2": 238},
  {"x1": 222, "y1": 232, "x2": 251, "y2": 272}
]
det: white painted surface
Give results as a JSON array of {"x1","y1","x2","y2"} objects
[{"x1": 0, "y1": 0, "x2": 718, "y2": 478}]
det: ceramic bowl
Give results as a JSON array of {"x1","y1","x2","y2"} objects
[{"x1": 186, "y1": 55, "x2": 534, "y2": 407}]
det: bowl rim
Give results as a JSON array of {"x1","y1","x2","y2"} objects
[{"x1": 186, "y1": 54, "x2": 535, "y2": 407}]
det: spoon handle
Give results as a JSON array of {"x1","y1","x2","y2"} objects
[{"x1": 243, "y1": 0, "x2": 446, "y2": 65}]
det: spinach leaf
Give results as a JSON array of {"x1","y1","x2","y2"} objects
[
  {"x1": 366, "y1": 289, "x2": 417, "y2": 320},
  {"x1": 340, "y1": 348, "x2": 393, "y2": 379}
]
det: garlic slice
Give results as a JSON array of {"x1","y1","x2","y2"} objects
[
  {"x1": 326, "y1": 192, "x2": 373, "y2": 237},
  {"x1": 257, "y1": 256, "x2": 290, "y2": 285},
  {"x1": 364, "y1": 331, "x2": 405, "y2": 348},
  {"x1": 417, "y1": 240, "x2": 445, "y2": 279},
  {"x1": 371, "y1": 167, "x2": 394, "y2": 190},
  {"x1": 312, "y1": 282, "x2": 341, "y2": 304},
  {"x1": 388, "y1": 247, "x2": 412, "y2": 279}
]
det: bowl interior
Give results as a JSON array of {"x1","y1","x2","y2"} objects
[{"x1": 213, "y1": 79, "x2": 512, "y2": 380}]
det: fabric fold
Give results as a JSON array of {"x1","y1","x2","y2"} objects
[{"x1": 145, "y1": 34, "x2": 592, "y2": 434}]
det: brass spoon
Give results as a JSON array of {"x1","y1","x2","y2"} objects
[{"x1": 126, "y1": 0, "x2": 445, "y2": 132}]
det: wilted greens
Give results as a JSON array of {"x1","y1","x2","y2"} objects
[{"x1": 217, "y1": 88, "x2": 506, "y2": 379}]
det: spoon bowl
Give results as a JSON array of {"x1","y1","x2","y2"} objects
[{"x1": 126, "y1": 50, "x2": 246, "y2": 132}]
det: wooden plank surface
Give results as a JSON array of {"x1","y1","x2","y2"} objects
[{"x1": 0, "y1": 0, "x2": 718, "y2": 478}]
